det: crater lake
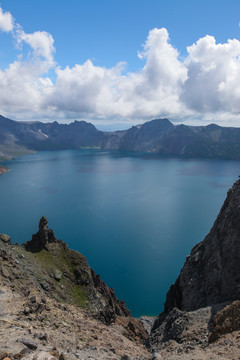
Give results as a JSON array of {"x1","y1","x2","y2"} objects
[{"x1": 0, "y1": 149, "x2": 239, "y2": 316}]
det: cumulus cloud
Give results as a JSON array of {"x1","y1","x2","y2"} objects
[
  {"x1": 0, "y1": 7, "x2": 14, "y2": 32},
  {"x1": 182, "y1": 36, "x2": 240, "y2": 114},
  {"x1": 0, "y1": 59, "x2": 53, "y2": 115},
  {"x1": 45, "y1": 28, "x2": 187, "y2": 120},
  {"x1": 17, "y1": 29, "x2": 55, "y2": 65},
  {"x1": 1, "y1": 5, "x2": 240, "y2": 125}
]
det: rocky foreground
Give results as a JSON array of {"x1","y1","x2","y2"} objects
[
  {"x1": 0, "y1": 219, "x2": 149, "y2": 360},
  {"x1": 1, "y1": 180, "x2": 240, "y2": 359}
]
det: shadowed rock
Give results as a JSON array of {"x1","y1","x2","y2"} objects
[
  {"x1": 164, "y1": 179, "x2": 240, "y2": 314},
  {"x1": 24, "y1": 216, "x2": 57, "y2": 252}
]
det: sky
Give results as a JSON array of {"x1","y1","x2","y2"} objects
[{"x1": 0, "y1": 0, "x2": 240, "y2": 128}]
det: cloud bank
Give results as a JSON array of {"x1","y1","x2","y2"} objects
[{"x1": 0, "y1": 6, "x2": 240, "y2": 125}]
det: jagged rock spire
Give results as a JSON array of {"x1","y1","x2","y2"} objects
[{"x1": 24, "y1": 216, "x2": 57, "y2": 251}]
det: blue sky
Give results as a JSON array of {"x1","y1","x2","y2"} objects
[{"x1": 0, "y1": 0, "x2": 240, "y2": 127}]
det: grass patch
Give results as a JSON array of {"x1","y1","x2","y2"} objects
[{"x1": 26, "y1": 246, "x2": 88, "y2": 308}]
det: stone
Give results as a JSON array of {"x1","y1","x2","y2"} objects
[
  {"x1": 139, "y1": 316, "x2": 156, "y2": 334},
  {"x1": 59, "y1": 353, "x2": 68, "y2": 360},
  {"x1": 121, "y1": 356, "x2": 131, "y2": 360},
  {"x1": 30, "y1": 295, "x2": 37, "y2": 303},
  {"x1": 17, "y1": 338, "x2": 38, "y2": 350},
  {"x1": 40, "y1": 281, "x2": 51, "y2": 291},
  {"x1": 0, "y1": 352, "x2": 8, "y2": 360},
  {"x1": 24, "y1": 306, "x2": 30, "y2": 315},
  {"x1": 151, "y1": 353, "x2": 162, "y2": 360},
  {"x1": 20, "y1": 348, "x2": 32, "y2": 356},
  {"x1": 1, "y1": 264, "x2": 10, "y2": 279},
  {"x1": 208, "y1": 300, "x2": 240, "y2": 343},
  {"x1": 0, "y1": 234, "x2": 11, "y2": 245},
  {"x1": 53, "y1": 269, "x2": 62, "y2": 281}
]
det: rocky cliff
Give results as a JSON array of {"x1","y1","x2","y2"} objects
[
  {"x1": 23, "y1": 216, "x2": 131, "y2": 323},
  {"x1": 163, "y1": 179, "x2": 240, "y2": 314},
  {"x1": 147, "y1": 179, "x2": 240, "y2": 358},
  {"x1": 0, "y1": 217, "x2": 149, "y2": 359}
]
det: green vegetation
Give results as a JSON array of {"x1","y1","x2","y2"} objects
[{"x1": 26, "y1": 246, "x2": 88, "y2": 307}]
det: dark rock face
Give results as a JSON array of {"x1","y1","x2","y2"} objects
[
  {"x1": 24, "y1": 216, "x2": 57, "y2": 251},
  {"x1": 164, "y1": 179, "x2": 240, "y2": 314},
  {"x1": 91, "y1": 269, "x2": 131, "y2": 319}
]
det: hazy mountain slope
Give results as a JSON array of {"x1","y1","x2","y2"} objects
[{"x1": 2, "y1": 114, "x2": 240, "y2": 159}]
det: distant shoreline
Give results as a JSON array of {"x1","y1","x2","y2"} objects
[{"x1": 0, "y1": 165, "x2": 8, "y2": 175}]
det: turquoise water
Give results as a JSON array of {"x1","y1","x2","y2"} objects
[{"x1": 0, "y1": 150, "x2": 239, "y2": 316}]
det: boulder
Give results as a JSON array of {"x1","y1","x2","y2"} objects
[
  {"x1": 53, "y1": 269, "x2": 62, "y2": 281},
  {"x1": 0, "y1": 234, "x2": 11, "y2": 245},
  {"x1": 17, "y1": 338, "x2": 38, "y2": 350},
  {"x1": 209, "y1": 300, "x2": 240, "y2": 342}
]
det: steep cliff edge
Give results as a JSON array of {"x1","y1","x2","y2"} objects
[
  {"x1": 0, "y1": 218, "x2": 149, "y2": 359},
  {"x1": 147, "y1": 179, "x2": 240, "y2": 358},
  {"x1": 23, "y1": 216, "x2": 130, "y2": 322},
  {"x1": 164, "y1": 179, "x2": 240, "y2": 313}
]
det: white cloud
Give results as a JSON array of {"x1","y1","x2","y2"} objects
[
  {"x1": 0, "y1": 59, "x2": 53, "y2": 113},
  {"x1": 17, "y1": 30, "x2": 55, "y2": 65},
  {"x1": 45, "y1": 28, "x2": 187, "y2": 120},
  {"x1": 181, "y1": 35, "x2": 240, "y2": 114},
  {"x1": 0, "y1": 7, "x2": 14, "y2": 32},
  {"x1": 1, "y1": 5, "x2": 240, "y2": 126}
]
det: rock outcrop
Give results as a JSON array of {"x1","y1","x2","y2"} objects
[
  {"x1": 0, "y1": 233, "x2": 11, "y2": 245},
  {"x1": 148, "y1": 179, "x2": 240, "y2": 357},
  {"x1": 24, "y1": 216, "x2": 58, "y2": 251},
  {"x1": 208, "y1": 300, "x2": 240, "y2": 343},
  {"x1": 23, "y1": 217, "x2": 131, "y2": 324},
  {"x1": 164, "y1": 179, "x2": 240, "y2": 314},
  {"x1": 0, "y1": 217, "x2": 149, "y2": 359}
]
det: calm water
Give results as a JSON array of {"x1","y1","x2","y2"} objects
[{"x1": 0, "y1": 150, "x2": 240, "y2": 316}]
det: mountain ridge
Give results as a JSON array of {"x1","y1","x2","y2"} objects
[{"x1": 2, "y1": 115, "x2": 240, "y2": 160}]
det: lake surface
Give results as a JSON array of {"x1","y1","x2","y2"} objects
[{"x1": 0, "y1": 150, "x2": 240, "y2": 316}]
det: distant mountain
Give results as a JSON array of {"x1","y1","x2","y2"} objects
[{"x1": 1, "y1": 114, "x2": 240, "y2": 159}]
